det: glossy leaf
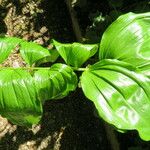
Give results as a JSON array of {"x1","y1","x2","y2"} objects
[
  {"x1": 34, "y1": 63, "x2": 77, "y2": 102},
  {"x1": 19, "y1": 41, "x2": 54, "y2": 66},
  {"x1": 100, "y1": 12, "x2": 150, "y2": 68},
  {"x1": 0, "y1": 36, "x2": 22, "y2": 63},
  {"x1": 0, "y1": 36, "x2": 58, "y2": 66},
  {"x1": 53, "y1": 40, "x2": 98, "y2": 68},
  {"x1": 35, "y1": 49, "x2": 59, "y2": 66},
  {"x1": 0, "y1": 69, "x2": 42, "y2": 126},
  {"x1": 81, "y1": 59, "x2": 150, "y2": 141},
  {"x1": 137, "y1": 62, "x2": 150, "y2": 78}
]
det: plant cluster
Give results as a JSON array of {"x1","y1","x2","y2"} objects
[{"x1": 0, "y1": 12, "x2": 149, "y2": 141}]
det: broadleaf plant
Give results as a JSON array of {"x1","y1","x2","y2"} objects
[
  {"x1": 52, "y1": 39, "x2": 98, "y2": 68},
  {"x1": 0, "y1": 36, "x2": 59, "y2": 66},
  {"x1": 0, "y1": 69, "x2": 42, "y2": 126},
  {"x1": 0, "y1": 36, "x2": 77, "y2": 126},
  {"x1": 0, "y1": 12, "x2": 150, "y2": 141},
  {"x1": 0, "y1": 36, "x2": 22, "y2": 63},
  {"x1": 80, "y1": 59, "x2": 150, "y2": 140},
  {"x1": 99, "y1": 12, "x2": 150, "y2": 69},
  {"x1": 34, "y1": 63, "x2": 77, "y2": 102}
]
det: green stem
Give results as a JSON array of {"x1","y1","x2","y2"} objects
[
  {"x1": 71, "y1": 67, "x2": 87, "y2": 72},
  {"x1": 0, "y1": 66, "x2": 87, "y2": 71}
]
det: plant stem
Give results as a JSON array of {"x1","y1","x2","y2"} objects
[
  {"x1": 71, "y1": 67, "x2": 87, "y2": 71},
  {"x1": 0, "y1": 66, "x2": 87, "y2": 71}
]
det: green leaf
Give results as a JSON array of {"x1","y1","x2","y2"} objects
[
  {"x1": 20, "y1": 41, "x2": 53, "y2": 66},
  {"x1": 81, "y1": 59, "x2": 150, "y2": 141},
  {"x1": 34, "y1": 63, "x2": 77, "y2": 102},
  {"x1": 0, "y1": 64, "x2": 77, "y2": 126},
  {"x1": 137, "y1": 62, "x2": 150, "y2": 78},
  {"x1": 35, "y1": 49, "x2": 59, "y2": 66},
  {"x1": 0, "y1": 36, "x2": 22, "y2": 64},
  {"x1": 53, "y1": 40, "x2": 98, "y2": 68},
  {"x1": 0, "y1": 36, "x2": 58, "y2": 66},
  {"x1": 100, "y1": 12, "x2": 150, "y2": 68},
  {"x1": 0, "y1": 69, "x2": 42, "y2": 126}
]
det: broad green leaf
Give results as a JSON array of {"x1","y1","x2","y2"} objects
[
  {"x1": 137, "y1": 62, "x2": 150, "y2": 78},
  {"x1": 35, "y1": 49, "x2": 59, "y2": 66},
  {"x1": 0, "y1": 36, "x2": 58, "y2": 66},
  {"x1": 0, "y1": 36, "x2": 22, "y2": 63},
  {"x1": 53, "y1": 40, "x2": 98, "y2": 68},
  {"x1": 34, "y1": 63, "x2": 77, "y2": 102},
  {"x1": 99, "y1": 12, "x2": 150, "y2": 68},
  {"x1": 81, "y1": 59, "x2": 150, "y2": 141},
  {"x1": 0, "y1": 69, "x2": 42, "y2": 126},
  {"x1": 20, "y1": 41, "x2": 53, "y2": 66}
]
